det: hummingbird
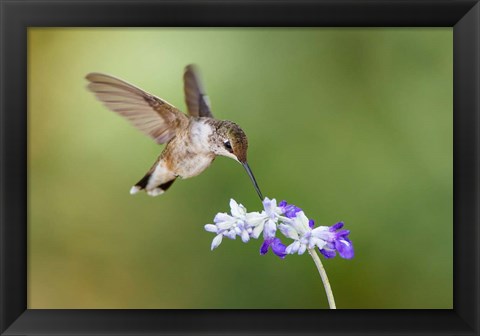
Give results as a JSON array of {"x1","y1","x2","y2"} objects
[{"x1": 85, "y1": 65, "x2": 263, "y2": 199}]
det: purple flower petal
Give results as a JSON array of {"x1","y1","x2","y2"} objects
[
  {"x1": 270, "y1": 238, "x2": 287, "y2": 258},
  {"x1": 279, "y1": 200, "x2": 302, "y2": 219},
  {"x1": 335, "y1": 238, "x2": 354, "y2": 259},
  {"x1": 335, "y1": 229, "x2": 350, "y2": 239},
  {"x1": 329, "y1": 221, "x2": 344, "y2": 232},
  {"x1": 260, "y1": 238, "x2": 287, "y2": 259},
  {"x1": 308, "y1": 219, "x2": 315, "y2": 229},
  {"x1": 314, "y1": 222, "x2": 355, "y2": 259},
  {"x1": 319, "y1": 248, "x2": 336, "y2": 259},
  {"x1": 260, "y1": 239, "x2": 271, "y2": 255},
  {"x1": 284, "y1": 206, "x2": 302, "y2": 218}
]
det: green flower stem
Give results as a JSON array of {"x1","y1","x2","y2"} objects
[{"x1": 308, "y1": 248, "x2": 336, "y2": 309}]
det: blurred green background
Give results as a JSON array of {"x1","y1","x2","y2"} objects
[{"x1": 28, "y1": 28, "x2": 452, "y2": 309}]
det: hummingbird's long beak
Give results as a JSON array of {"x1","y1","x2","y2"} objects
[{"x1": 242, "y1": 162, "x2": 263, "y2": 201}]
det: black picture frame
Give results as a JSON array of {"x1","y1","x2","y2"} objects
[{"x1": 1, "y1": 0, "x2": 479, "y2": 335}]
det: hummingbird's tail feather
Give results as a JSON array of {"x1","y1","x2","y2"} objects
[
  {"x1": 133, "y1": 172, "x2": 152, "y2": 191},
  {"x1": 158, "y1": 179, "x2": 176, "y2": 191},
  {"x1": 130, "y1": 169, "x2": 177, "y2": 197}
]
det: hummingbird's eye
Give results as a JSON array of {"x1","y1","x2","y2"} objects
[{"x1": 224, "y1": 140, "x2": 233, "y2": 153}]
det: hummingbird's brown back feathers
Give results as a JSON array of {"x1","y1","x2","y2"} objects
[{"x1": 86, "y1": 73, "x2": 189, "y2": 144}]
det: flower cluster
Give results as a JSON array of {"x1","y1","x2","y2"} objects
[{"x1": 204, "y1": 197, "x2": 354, "y2": 259}]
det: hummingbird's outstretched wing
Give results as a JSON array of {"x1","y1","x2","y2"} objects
[
  {"x1": 183, "y1": 64, "x2": 213, "y2": 118},
  {"x1": 86, "y1": 73, "x2": 189, "y2": 144}
]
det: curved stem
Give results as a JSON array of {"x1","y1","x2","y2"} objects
[{"x1": 308, "y1": 248, "x2": 336, "y2": 309}]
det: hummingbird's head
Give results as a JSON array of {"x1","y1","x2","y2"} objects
[
  {"x1": 214, "y1": 121, "x2": 248, "y2": 163},
  {"x1": 213, "y1": 121, "x2": 263, "y2": 200}
]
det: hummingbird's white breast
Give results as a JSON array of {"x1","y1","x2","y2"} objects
[
  {"x1": 189, "y1": 118, "x2": 215, "y2": 152},
  {"x1": 169, "y1": 119, "x2": 216, "y2": 178}
]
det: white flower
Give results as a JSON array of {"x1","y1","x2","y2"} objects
[
  {"x1": 280, "y1": 212, "x2": 327, "y2": 255},
  {"x1": 205, "y1": 197, "x2": 354, "y2": 260},
  {"x1": 204, "y1": 197, "x2": 289, "y2": 250},
  {"x1": 204, "y1": 199, "x2": 256, "y2": 250},
  {"x1": 242, "y1": 197, "x2": 288, "y2": 239},
  {"x1": 210, "y1": 233, "x2": 223, "y2": 250}
]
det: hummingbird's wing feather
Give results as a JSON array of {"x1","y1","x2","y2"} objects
[
  {"x1": 86, "y1": 73, "x2": 189, "y2": 144},
  {"x1": 183, "y1": 64, "x2": 213, "y2": 118}
]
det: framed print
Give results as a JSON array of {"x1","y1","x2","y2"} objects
[{"x1": 1, "y1": 0, "x2": 479, "y2": 335}]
